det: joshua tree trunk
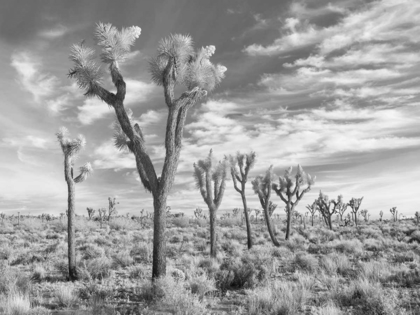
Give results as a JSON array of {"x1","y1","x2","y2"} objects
[
  {"x1": 263, "y1": 197, "x2": 280, "y2": 247},
  {"x1": 241, "y1": 193, "x2": 253, "y2": 249},
  {"x1": 64, "y1": 156, "x2": 78, "y2": 281},
  {"x1": 285, "y1": 204, "x2": 292, "y2": 240},
  {"x1": 152, "y1": 195, "x2": 167, "y2": 277},
  {"x1": 209, "y1": 206, "x2": 217, "y2": 257}
]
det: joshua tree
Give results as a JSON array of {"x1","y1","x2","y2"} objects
[
  {"x1": 98, "y1": 208, "x2": 107, "y2": 228},
  {"x1": 360, "y1": 209, "x2": 369, "y2": 222},
  {"x1": 336, "y1": 196, "x2": 347, "y2": 221},
  {"x1": 107, "y1": 197, "x2": 119, "y2": 221},
  {"x1": 415, "y1": 211, "x2": 420, "y2": 225},
  {"x1": 272, "y1": 165, "x2": 315, "y2": 240},
  {"x1": 252, "y1": 166, "x2": 280, "y2": 246},
  {"x1": 86, "y1": 208, "x2": 95, "y2": 220},
  {"x1": 194, "y1": 208, "x2": 205, "y2": 220},
  {"x1": 306, "y1": 201, "x2": 318, "y2": 226},
  {"x1": 69, "y1": 23, "x2": 225, "y2": 279},
  {"x1": 56, "y1": 127, "x2": 92, "y2": 281},
  {"x1": 348, "y1": 197, "x2": 363, "y2": 227},
  {"x1": 0, "y1": 213, "x2": 5, "y2": 222},
  {"x1": 379, "y1": 210, "x2": 384, "y2": 222},
  {"x1": 228, "y1": 151, "x2": 256, "y2": 249},
  {"x1": 193, "y1": 150, "x2": 228, "y2": 257},
  {"x1": 390, "y1": 207, "x2": 398, "y2": 222},
  {"x1": 315, "y1": 192, "x2": 343, "y2": 230}
]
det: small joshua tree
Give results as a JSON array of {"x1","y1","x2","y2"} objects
[
  {"x1": 315, "y1": 192, "x2": 343, "y2": 230},
  {"x1": 194, "y1": 208, "x2": 205, "y2": 220},
  {"x1": 415, "y1": 211, "x2": 420, "y2": 225},
  {"x1": 56, "y1": 127, "x2": 92, "y2": 281},
  {"x1": 360, "y1": 209, "x2": 369, "y2": 222},
  {"x1": 348, "y1": 197, "x2": 363, "y2": 227},
  {"x1": 390, "y1": 207, "x2": 398, "y2": 222},
  {"x1": 107, "y1": 197, "x2": 119, "y2": 221},
  {"x1": 379, "y1": 210, "x2": 384, "y2": 222},
  {"x1": 193, "y1": 150, "x2": 228, "y2": 257},
  {"x1": 86, "y1": 208, "x2": 95, "y2": 221},
  {"x1": 252, "y1": 166, "x2": 280, "y2": 246},
  {"x1": 306, "y1": 201, "x2": 318, "y2": 226},
  {"x1": 69, "y1": 23, "x2": 226, "y2": 279},
  {"x1": 229, "y1": 151, "x2": 256, "y2": 249},
  {"x1": 272, "y1": 165, "x2": 315, "y2": 240},
  {"x1": 0, "y1": 213, "x2": 5, "y2": 222},
  {"x1": 336, "y1": 196, "x2": 348, "y2": 221}
]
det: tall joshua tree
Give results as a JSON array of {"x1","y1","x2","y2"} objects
[
  {"x1": 272, "y1": 165, "x2": 315, "y2": 240},
  {"x1": 229, "y1": 151, "x2": 256, "y2": 249},
  {"x1": 68, "y1": 23, "x2": 226, "y2": 279},
  {"x1": 252, "y1": 166, "x2": 280, "y2": 247},
  {"x1": 56, "y1": 127, "x2": 92, "y2": 281},
  {"x1": 348, "y1": 197, "x2": 363, "y2": 227},
  {"x1": 336, "y1": 196, "x2": 348, "y2": 221},
  {"x1": 193, "y1": 150, "x2": 228, "y2": 257}
]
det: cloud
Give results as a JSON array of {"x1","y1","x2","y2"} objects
[
  {"x1": 77, "y1": 98, "x2": 111, "y2": 125},
  {"x1": 77, "y1": 79, "x2": 157, "y2": 125},
  {"x1": 244, "y1": 0, "x2": 420, "y2": 56},
  {"x1": 92, "y1": 140, "x2": 136, "y2": 170},
  {"x1": 38, "y1": 24, "x2": 69, "y2": 39},
  {"x1": 10, "y1": 51, "x2": 59, "y2": 103}
]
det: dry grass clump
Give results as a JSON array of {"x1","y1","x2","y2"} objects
[
  {"x1": 85, "y1": 256, "x2": 113, "y2": 280},
  {"x1": 171, "y1": 216, "x2": 191, "y2": 228},
  {"x1": 293, "y1": 252, "x2": 319, "y2": 272},
  {"x1": 139, "y1": 275, "x2": 208, "y2": 314},
  {"x1": 331, "y1": 278, "x2": 401, "y2": 315},
  {"x1": 0, "y1": 291, "x2": 51, "y2": 315},
  {"x1": 54, "y1": 283, "x2": 78, "y2": 307},
  {"x1": 333, "y1": 238, "x2": 363, "y2": 255},
  {"x1": 246, "y1": 280, "x2": 309, "y2": 315}
]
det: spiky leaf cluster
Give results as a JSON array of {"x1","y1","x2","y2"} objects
[
  {"x1": 56, "y1": 127, "x2": 86, "y2": 157},
  {"x1": 149, "y1": 35, "x2": 226, "y2": 91},
  {"x1": 95, "y1": 22, "x2": 141, "y2": 64},
  {"x1": 68, "y1": 43, "x2": 103, "y2": 97},
  {"x1": 113, "y1": 108, "x2": 144, "y2": 152},
  {"x1": 74, "y1": 163, "x2": 93, "y2": 183}
]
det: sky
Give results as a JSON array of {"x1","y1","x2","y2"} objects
[{"x1": 0, "y1": 0, "x2": 419, "y2": 219}]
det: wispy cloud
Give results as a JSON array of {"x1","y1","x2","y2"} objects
[
  {"x1": 38, "y1": 24, "x2": 69, "y2": 39},
  {"x1": 10, "y1": 51, "x2": 59, "y2": 103}
]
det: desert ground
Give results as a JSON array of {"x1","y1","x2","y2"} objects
[{"x1": 0, "y1": 213, "x2": 419, "y2": 315}]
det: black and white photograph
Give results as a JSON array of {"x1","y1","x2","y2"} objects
[{"x1": 0, "y1": 0, "x2": 419, "y2": 314}]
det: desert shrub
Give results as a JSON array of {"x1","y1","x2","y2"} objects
[
  {"x1": 128, "y1": 265, "x2": 147, "y2": 279},
  {"x1": 79, "y1": 243, "x2": 105, "y2": 260},
  {"x1": 386, "y1": 268, "x2": 420, "y2": 288},
  {"x1": 409, "y1": 230, "x2": 420, "y2": 243},
  {"x1": 317, "y1": 302, "x2": 344, "y2": 315},
  {"x1": 198, "y1": 258, "x2": 220, "y2": 277},
  {"x1": 54, "y1": 283, "x2": 78, "y2": 308},
  {"x1": 331, "y1": 278, "x2": 399, "y2": 315},
  {"x1": 112, "y1": 250, "x2": 134, "y2": 268},
  {"x1": 30, "y1": 265, "x2": 46, "y2": 283},
  {"x1": 85, "y1": 257, "x2": 113, "y2": 280},
  {"x1": 219, "y1": 217, "x2": 242, "y2": 227},
  {"x1": 172, "y1": 217, "x2": 190, "y2": 228},
  {"x1": 334, "y1": 239, "x2": 363, "y2": 256},
  {"x1": 109, "y1": 218, "x2": 137, "y2": 231},
  {"x1": 187, "y1": 273, "x2": 216, "y2": 297},
  {"x1": 0, "y1": 291, "x2": 51, "y2": 315},
  {"x1": 293, "y1": 252, "x2": 319, "y2": 272},
  {"x1": 139, "y1": 276, "x2": 207, "y2": 314},
  {"x1": 94, "y1": 236, "x2": 112, "y2": 247},
  {"x1": 246, "y1": 280, "x2": 308, "y2": 315},
  {"x1": 286, "y1": 234, "x2": 307, "y2": 252},
  {"x1": 220, "y1": 239, "x2": 242, "y2": 256},
  {"x1": 393, "y1": 251, "x2": 415, "y2": 263},
  {"x1": 319, "y1": 253, "x2": 355, "y2": 278},
  {"x1": 130, "y1": 243, "x2": 151, "y2": 263},
  {"x1": 363, "y1": 238, "x2": 384, "y2": 251},
  {"x1": 216, "y1": 258, "x2": 258, "y2": 290}
]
